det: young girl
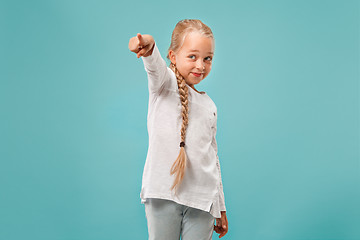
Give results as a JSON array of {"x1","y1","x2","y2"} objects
[{"x1": 129, "y1": 19, "x2": 228, "y2": 240}]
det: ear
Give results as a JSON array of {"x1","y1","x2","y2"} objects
[{"x1": 168, "y1": 50, "x2": 176, "y2": 65}]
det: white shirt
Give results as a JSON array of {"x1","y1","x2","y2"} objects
[{"x1": 140, "y1": 42, "x2": 226, "y2": 218}]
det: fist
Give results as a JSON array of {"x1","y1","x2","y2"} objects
[{"x1": 214, "y1": 211, "x2": 228, "y2": 238}]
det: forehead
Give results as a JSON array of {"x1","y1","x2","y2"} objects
[{"x1": 181, "y1": 32, "x2": 214, "y2": 54}]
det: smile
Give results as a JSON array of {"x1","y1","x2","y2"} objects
[{"x1": 192, "y1": 72, "x2": 203, "y2": 77}]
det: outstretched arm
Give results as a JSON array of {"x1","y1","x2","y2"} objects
[{"x1": 128, "y1": 33, "x2": 169, "y2": 94}]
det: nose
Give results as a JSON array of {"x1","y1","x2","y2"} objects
[{"x1": 196, "y1": 59, "x2": 205, "y2": 71}]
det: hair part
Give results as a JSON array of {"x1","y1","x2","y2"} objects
[{"x1": 167, "y1": 19, "x2": 214, "y2": 196}]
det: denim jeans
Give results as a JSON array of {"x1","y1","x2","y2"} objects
[{"x1": 144, "y1": 198, "x2": 215, "y2": 240}]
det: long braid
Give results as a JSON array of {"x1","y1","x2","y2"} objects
[
  {"x1": 165, "y1": 19, "x2": 214, "y2": 196},
  {"x1": 169, "y1": 62, "x2": 189, "y2": 196}
]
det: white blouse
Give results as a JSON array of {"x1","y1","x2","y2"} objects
[{"x1": 140, "y1": 42, "x2": 226, "y2": 218}]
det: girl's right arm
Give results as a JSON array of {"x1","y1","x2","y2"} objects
[{"x1": 129, "y1": 33, "x2": 169, "y2": 94}]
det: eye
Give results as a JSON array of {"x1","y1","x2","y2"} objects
[
  {"x1": 206, "y1": 56, "x2": 212, "y2": 61},
  {"x1": 189, "y1": 55, "x2": 196, "y2": 59}
]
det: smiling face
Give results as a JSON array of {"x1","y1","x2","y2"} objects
[{"x1": 169, "y1": 31, "x2": 214, "y2": 89}]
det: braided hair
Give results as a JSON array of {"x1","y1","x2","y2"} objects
[
  {"x1": 168, "y1": 62, "x2": 189, "y2": 195},
  {"x1": 166, "y1": 19, "x2": 214, "y2": 195}
]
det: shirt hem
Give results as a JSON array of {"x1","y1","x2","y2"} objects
[{"x1": 140, "y1": 193, "x2": 221, "y2": 218}]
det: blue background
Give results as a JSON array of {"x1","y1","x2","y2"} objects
[{"x1": 1, "y1": 0, "x2": 359, "y2": 239}]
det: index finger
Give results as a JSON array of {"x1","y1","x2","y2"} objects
[{"x1": 137, "y1": 33, "x2": 145, "y2": 45}]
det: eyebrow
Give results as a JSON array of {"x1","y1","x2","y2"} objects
[{"x1": 189, "y1": 50, "x2": 214, "y2": 54}]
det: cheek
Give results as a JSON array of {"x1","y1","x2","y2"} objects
[
  {"x1": 183, "y1": 64, "x2": 193, "y2": 73},
  {"x1": 179, "y1": 61, "x2": 191, "y2": 69},
  {"x1": 179, "y1": 67, "x2": 190, "y2": 77},
  {"x1": 184, "y1": 61, "x2": 193, "y2": 68}
]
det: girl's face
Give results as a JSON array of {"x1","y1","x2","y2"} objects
[{"x1": 169, "y1": 32, "x2": 214, "y2": 89}]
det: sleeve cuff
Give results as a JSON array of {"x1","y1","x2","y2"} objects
[
  {"x1": 141, "y1": 42, "x2": 161, "y2": 72},
  {"x1": 219, "y1": 186, "x2": 226, "y2": 211}
]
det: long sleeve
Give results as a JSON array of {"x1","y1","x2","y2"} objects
[
  {"x1": 211, "y1": 115, "x2": 226, "y2": 211},
  {"x1": 141, "y1": 42, "x2": 169, "y2": 94}
]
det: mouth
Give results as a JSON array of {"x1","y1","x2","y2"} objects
[{"x1": 192, "y1": 72, "x2": 203, "y2": 77}]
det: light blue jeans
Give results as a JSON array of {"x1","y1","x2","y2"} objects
[{"x1": 144, "y1": 198, "x2": 215, "y2": 240}]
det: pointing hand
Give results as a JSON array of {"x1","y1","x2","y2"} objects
[{"x1": 128, "y1": 33, "x2": 155, "y2": 58}]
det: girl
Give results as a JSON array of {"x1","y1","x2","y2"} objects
[{"x1": 128, "y1": 19, "x2": 228, "y2": 240}]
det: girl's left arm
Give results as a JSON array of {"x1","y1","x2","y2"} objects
[
  {"x1": 212, "y1": 117, "x2": 229, "y2": 238},
  {"x1": 211, "y1": 115, "x2": 226, "y2": 211}
]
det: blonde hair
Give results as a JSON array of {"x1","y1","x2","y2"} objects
[{"x1": 166, "y1": 19, "x2": 214, "y2": 195}]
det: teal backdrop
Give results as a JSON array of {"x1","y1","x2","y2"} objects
[{"x1": 1, "y1": 0, "x2": 359, "y2": 239}]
